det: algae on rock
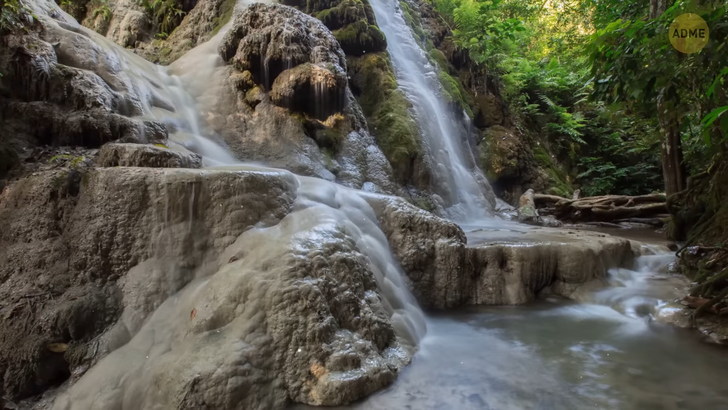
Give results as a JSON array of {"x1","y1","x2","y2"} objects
[{"x1": 346, "y1": 53, "x2": 423, "y2": 182}]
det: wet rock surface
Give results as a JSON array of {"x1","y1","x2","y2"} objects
[
  {"x1": 656, "y1": 303, "x2": 728, "y2": 345},
  {"x1": 96, "y1": 143, "x2": 203, "y2": 168},
  {"x1": 0, "y1": 167, "x2": 296, "y2": 400},
  {"x1": 368, "y1": 195, "x2": 635, "y2": 308},
  {"x1": 208, "y1": 3, "x2": 396, "y2": 192},
  {"x1": 53, "y1": 205, "x2": 411, "y2": 410},
  {"x1": 467, "y1": 228, "x2": 635, "y2": 305},
  {"x1": 0, "y1": 9, "x2": 171, "y2": 182}
]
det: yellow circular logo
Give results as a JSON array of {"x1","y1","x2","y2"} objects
[{"x1": 669, "y1": 13, "x2": 709, "y2": 54}]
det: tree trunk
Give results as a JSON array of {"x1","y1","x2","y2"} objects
[
  {"x1": 650, "y1": 1, "x2": 685, "y2": 196},
  {"x1": 650, "y1": 0, "x2": 667, "y2": 19},
  {"x1": 660, "y1": 119, "x2": 687, "y2": 196}
]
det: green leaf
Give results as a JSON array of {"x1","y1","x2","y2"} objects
[
  {"x1": 702, "y1": 106, "x2": 728, "y2": 128},
  {"x1": 707, "y1": 68, "x2": 728, "y2": 99}
]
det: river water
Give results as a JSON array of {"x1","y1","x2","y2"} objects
[{"x1": 304, "y1": 231, "x2": 728, "y2": 410}]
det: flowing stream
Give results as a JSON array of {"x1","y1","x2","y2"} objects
[{"x1": 302, "y1": 238, "x2": 728, "y2": 410}]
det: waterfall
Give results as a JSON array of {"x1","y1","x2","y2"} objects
[{"x1": 368, "y1": 0, "x2": 495, "y2": 222}]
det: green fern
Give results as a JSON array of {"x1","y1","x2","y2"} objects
[{"x1": 91, "y1": 0, "x2": 112, "y2": 21}]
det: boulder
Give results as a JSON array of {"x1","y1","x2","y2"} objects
[
  {"x1": 365, "y1": 195, "x2": 468, "y2": 309},
  {"x1": 480, "y1": 126, "x2": 529, "y2": 184},
  {"x1": 219, "y1": 3, "x2": 347, "y2": 91},
  {"x1": 517, "y1": 188, "x2": 540, "y2": 224},
  {"x1": 96, "y1": 143, "x2": 203, "y2": 168}
]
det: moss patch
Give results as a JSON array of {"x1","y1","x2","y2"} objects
[
  {"x1": 436, "y1": 71, "x2": 474, "y2": 118},
  {"x1": 211, "y1": 0, "x2": 237, "y2": 37},
  {"x1": 480, "y1": 127, "x2": 513, "y2": 182},
  {"x1": 428, "y1": 48, "x2": 449, "y2": 71},
  {"x1": 533, "y1": 145, "x2": 572, "y2": 197},
  {"x1": 333, "y1": 20, "x2": 387, "y2": 56},
  {"x1": 347, "y1": 53, "x2": 420, "y2": 176},
  {"x1": 315, "y1": 0, "x2": 368, "y2": 30},
  {"x1": 398, "y1": 1, "x2": 426, "y2": 42}
]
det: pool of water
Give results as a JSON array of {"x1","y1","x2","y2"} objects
[{"x1": 299, "y1": 235, "x2": 728, "y2": 410}]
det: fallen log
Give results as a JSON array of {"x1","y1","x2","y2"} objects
[
  {"x1": 533, "y1": 194, "x2": 568, "y2": 206},
  {"x1": 534, "y1": 193, "x2": 667, "y2": 222}
]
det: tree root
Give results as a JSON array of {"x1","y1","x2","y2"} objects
[{"x1": 692, "y1": 286, "x2": 728, "y2": 325}]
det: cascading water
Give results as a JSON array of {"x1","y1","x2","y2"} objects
[
  {"x1": 367, "y1": 0, "x2": 495, "y2": 221},
  {"x1": 30, "y1": 1, "x2": 425, "y2": 408}
]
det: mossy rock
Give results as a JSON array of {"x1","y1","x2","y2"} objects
[
  {"x1": 428, "y1": 49, "x2": 449, "y2": 71},
  {"x1": 315, "y1": 0, "x2": 369, "y2": 30},
  {"x1": 437, "y1": 71, "x2": 474, "y2": 118},
  {"x1": 474, "y1": 93, "x2": 504, "y2": 128},
  {"x1": 347, "y1": 53, "x2": 420, "y2": 175},
  {"x1": 231, "y1": 70, "x2": 255, "y2": 92},
  {"x1": 532, "y1": 145, "x2": 572, "y2": 197},
  {"x1": 398, "y1": 1, "x2": 426, "y2": 42},
  {"x1": 211, "y1": 0, "x2": 237, "y2": 37},
  {"x1": 479, "y1": 126, "x2": 520, "y2": 183},
  {"x1": 333, "y1": 20, "x2": 387, "y2": 56},
  {"x1": 295, "y1": 113, "x2": 350, "y2": 153},
  {"x1": 346, "y1": 53, "x2": 397, "y2": 114}
]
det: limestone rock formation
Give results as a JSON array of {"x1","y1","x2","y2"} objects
[
  {"x1": 219, "y1": 3, "x2": 347, "y2": 92},
  {"x1": 210, "y1": 3, "x2": 397, "y2": 193},
  {"x1": 0, "y1": 166, "x2": 297, "y2": 399},
  {"x1": 468, "y1": 230, "x2": 634, "y2": 304},
  {"x1": 368, "y1": 195, "x2": 635, "y2": 308},
  {"x1": 97, "y1": 143, "x2": 203, "y2": 168},
  {"x1": 366, "y1": 195, "x2": 468, "y2": 308},
  {"x1": 270, "y1": 63, "x2": 348, "y2": 121},
  {"x1": 51, "y1": 204, "x2": 411, "y2": 410},
  {"x1": 0, "y1": 8, "x2": 171, "y2": 182}
]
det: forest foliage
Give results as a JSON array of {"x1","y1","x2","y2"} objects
[{"x1": 433, "y1": 0, "x2": 728, "y2": 196}]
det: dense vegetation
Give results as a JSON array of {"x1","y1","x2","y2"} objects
[
  {"x1": 434, "y1": 0, "x2": 728, "y2": 299},
  {"x1": 433, "y1": 0, "x2": 726, "y2": 198}
]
